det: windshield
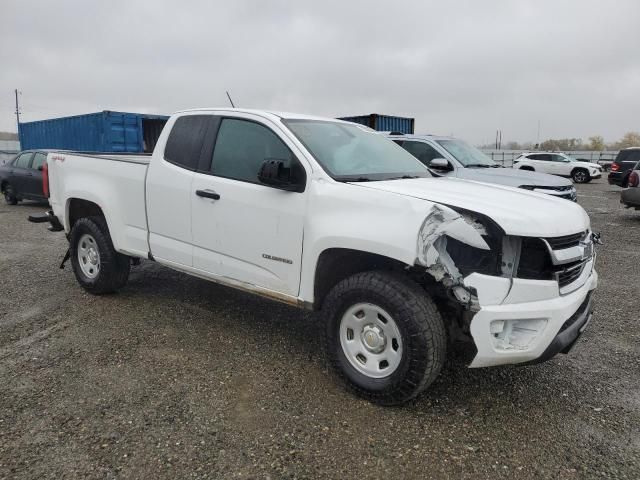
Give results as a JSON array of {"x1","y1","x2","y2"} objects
[
  {"x1": 283, "y1": 119, "x2": 431, "y2": 181},
  {"x1": 436, "y1": 139, "x2": 498, "y2": 167}
]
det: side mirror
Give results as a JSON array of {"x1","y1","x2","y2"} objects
[
  {"x1": 37, "y1": 166, "x2": 43, "y2": 171},
  {"x1": 429, "y1": 157, "x2": 450, "y2": 170},
  {"x1": 258, "y1": 158, "x2": 303, "y2": 192}
]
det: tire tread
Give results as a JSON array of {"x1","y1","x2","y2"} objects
[
  {"x1": 69, "y1": 216, "x2": 130, "y2": 294},
  {"x1": 323, "y1": 270, "x2": 446, "y2": 405}
]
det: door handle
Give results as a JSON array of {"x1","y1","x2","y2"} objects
[{"x1": 195, "y1": 189, "x2": 221, "y2": 200}]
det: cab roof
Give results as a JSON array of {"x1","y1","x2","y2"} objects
[{"x1": 174, "y1": 108, "x2": 352, "y2": 124}]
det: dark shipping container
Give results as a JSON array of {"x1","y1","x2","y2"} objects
[
  {"x1": 337, "y1": 113, "x2": 415, "y2": 134},
  {"x1": 18, "y1": 111, "x2": 169, "y2": 153}
]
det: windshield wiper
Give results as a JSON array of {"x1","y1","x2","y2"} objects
[
  {"x1": 386, "y1": 174, "x2": 423, "y2": 180},
  {"x1": 338, "y1": 176, "x2": 373, "y2": 182},
  {"x1": 465, "y1": 164, "x2": 492, "y2": 168}
]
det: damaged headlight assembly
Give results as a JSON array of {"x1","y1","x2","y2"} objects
[{"x1": 415, "y1": 205, "x2": 507, "y2": 306}]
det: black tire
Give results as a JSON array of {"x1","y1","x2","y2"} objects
[
  {"x1": 69, "y1": 216, "x2": 130, "y2": 294},
  {"x1": 323, "y1": 270, "x2": 446, "y2": 405},
  {"x1": 572, "y1": 168, "x2": 590, "y2": 183},
  {"x1": 622, "y1": 174, "x2": 630, "y2": 188},
  {"x1": 3, "y1": 183, "x2": 18, "y2": 205}
]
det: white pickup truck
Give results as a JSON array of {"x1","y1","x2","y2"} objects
[{"x1": 33, "y1": 108, "x2": 598, "y2": 405}]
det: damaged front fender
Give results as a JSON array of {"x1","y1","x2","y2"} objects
[{"x1": 416, "y1": 205, "x2": 491, "y2": 286}]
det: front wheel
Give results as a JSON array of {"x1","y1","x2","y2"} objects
[
  {"x1": 572, "y1": 168, "x2": 590, "y2": 183},
  {"x1": 323, "y1": 271, "x2": 446, "y2": 405},
  {"x1": 3, "y1": 183, "x2": 18, "y2": 205},
  {"x1": 69, "y1": 216, "x2": 130, "y2": 294}
]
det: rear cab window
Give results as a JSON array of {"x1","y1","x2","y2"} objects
[{"x1": 164, "y1": 115, "x2": 213, "y2": 170}]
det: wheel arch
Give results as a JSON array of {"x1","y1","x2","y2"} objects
[
  {"x1": 65, "y1": 198, "x2": 120, "y2": 250},
  {"x1": 67, "y1": 198, "x2": 104, "y2": 227},
  {"x1": 570, "y1": 166, "x2": 589, "y2": 176},
  {"x1": 312, "y1": 248, "x2": 410, "y2": 310}
]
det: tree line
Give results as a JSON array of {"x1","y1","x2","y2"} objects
[{"x1": 482, "y1": 131, "x2": 640, "y2": 151}]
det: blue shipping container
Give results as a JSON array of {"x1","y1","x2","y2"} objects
[
  {"x1": 337, "y1": 114, "x2": 415, "y2": 134},
  {"x1": 18, "y1": 111, "x2": 169, "y2": 153}
]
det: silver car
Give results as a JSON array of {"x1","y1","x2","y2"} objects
[
  {"x1": 388, "y1": 134, "x2": 577, "y2": 201},
  {"x1": 621, "y1": 161, "x2": 640, "y2": 209}
]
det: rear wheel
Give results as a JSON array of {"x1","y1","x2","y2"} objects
[
  {"x1": 323, "y1": 271, "x2": 446, "y2": 405},
  {"x1": 572, "y1": 168, "x2": 589, "y2": 183},
  {"x1": 3, "y1": 183, "x2": 18, "y2": 205},
  {"x1": 69, "y1": 216, "x2": 130, "y2": 294}
]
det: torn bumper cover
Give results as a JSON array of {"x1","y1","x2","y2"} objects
[{"x1": 466, "y1": 265, "x2": 597, "y2": 367}]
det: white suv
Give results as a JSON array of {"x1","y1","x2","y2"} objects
[{"x1": 513, "y1": 152, "x2": 602, "y2": 183}]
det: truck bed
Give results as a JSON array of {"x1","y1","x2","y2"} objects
[{"x1": 47, "y1": 151, "x2": 151, "y2": 258}]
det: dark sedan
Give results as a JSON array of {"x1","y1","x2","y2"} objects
[{"x1": 0, "y1": 150, "x2": 49, "y2": 205}]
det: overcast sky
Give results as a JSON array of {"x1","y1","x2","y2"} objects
[{"x1": 1, "y1": 0, "x2": 639, "y2": 144}]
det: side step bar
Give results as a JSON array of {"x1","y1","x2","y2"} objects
[{"x1": 28, "y1": 210, "x2": 64, "y2": 232}]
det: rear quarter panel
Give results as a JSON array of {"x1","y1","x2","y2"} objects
[{"x1": 48, "y1": 153, "x2": 149, "y2": 257}]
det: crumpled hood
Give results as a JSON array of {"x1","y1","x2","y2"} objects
[
  {"x1": 352, "y1": 177, "x2": 590, "y2": 237},
  {"x1": 456, "y1": 167, "x2": 572, "y2": 188}
]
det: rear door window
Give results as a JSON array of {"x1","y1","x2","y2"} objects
[
  {"x1": 164, "y1": 115, "x2": 212, "y2": 170},
  {"x1": 31, "y1": 153, "x2": 46, "y2": 170},
  {"x1": 14, "y1": 152, "x2": 33, "y2": 168}
]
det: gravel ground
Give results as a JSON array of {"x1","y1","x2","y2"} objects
[{"x1": 0, "y1": 179, "x2": 638, "y2": 479}]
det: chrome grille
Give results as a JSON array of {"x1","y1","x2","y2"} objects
[
  {"x1": 545, "y1": 232, "x2": 587, "y2": 250},
  {"x1": 556, "y1": 260, "x2": 588, "y2": 288}
]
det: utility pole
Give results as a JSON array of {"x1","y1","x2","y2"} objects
[{"x1": 14, "y1": 89, "x2": 21, "y2": 132}]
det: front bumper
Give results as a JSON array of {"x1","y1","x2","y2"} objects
[
  {"x1": 523, "y1": 292, "x2": 592, "y2": 365},
  {"x1": 467, "y1": 268, "x2": 597, "y2": 368}
]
